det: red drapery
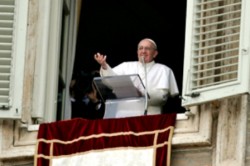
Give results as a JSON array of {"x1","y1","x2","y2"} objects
[{"x1": 35, "y1": 113, "x2": 176, "y2": 166}]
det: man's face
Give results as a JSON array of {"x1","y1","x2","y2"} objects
[{"x1": 137, "y1": 40, "x2": 158, "y2": 63}]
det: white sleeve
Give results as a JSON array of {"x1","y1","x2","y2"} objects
[
  {"x1": 100, "y1": 62, "x2": 128, "y2": 77},
  {"x1": 100, "y1": 64, "x2": 117, "y2": 77},
  {"x1": 148, "y1": 89, "x2": 168, "y2": 106},
  {"x1": 168, "y1": 69, "x2": 179, "y2": 96}
]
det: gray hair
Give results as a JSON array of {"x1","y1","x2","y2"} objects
[{"x1": 140, "y1": 38, "x2": 157, "y2": 50}]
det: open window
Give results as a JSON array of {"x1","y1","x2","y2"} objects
[
  {"x1": 0, "y1": 0, "x2": 28, "y2": 118},
  {"x1": 182, "y1": 0, "x2": 250, "y2": 107}
]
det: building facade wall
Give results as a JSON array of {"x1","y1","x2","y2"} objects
[{"x1": 0, "y1": 0, "x2": 249, "y2": 166}]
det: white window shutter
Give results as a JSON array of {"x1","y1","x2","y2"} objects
[
  {"x1": 0, "y1": 0, "x2": 28, "y2": 118},
  {"x1": 182, "y1": 0, "x2": 250, "y2": 107}
]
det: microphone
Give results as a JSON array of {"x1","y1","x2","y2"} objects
[
  {"x1": 140, "y1": 56, "x2": 148, "y2": 115},
  {"x1": 140, "y1": 56, "x2": 145, "y2": 64}
]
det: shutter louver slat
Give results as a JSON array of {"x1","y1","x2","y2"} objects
[
  {"x1": 193, "y1": 40, "x2": 239, "y2": 51},
  {"x1": 0, "y1": 13, "x2": 14, "y2": 20},
  {"x1": 0, "y1": 6, "x2": 14, "y2": 13},
  {"x1": 194, "y1": 25, "x2": 240, "y2": 36},
  {"x1": 0, "y1": 50, "x2": 11, "y2": 58},
  {"x1": 0, "y1": 20, "x2": 14, "y2": 28},
  {"x1": 192, "y1": 78, "x2": 237, "y2": 89},
  {"x1": 0, "y1": 0, "x2": 15, "y2": 6},
  {"x1": 195, "y1": 10, "x2": 241, "y2": 21},
  {"x1": 193, "y1": 48, "x2": 238, "y2": 58},
  {"x1": 194, "y1": 55, "x2": 238, "y2": 66},
  {"x1": 193, "y1": 70, "x2": 237, "y2": 82},
  {"x1": 196, "y1": 2, "x2": 241, "y2": 12},
  {"x1": 194, "y1": 33, "x2": 239, "y2": 44},
  {"x1": 0, "y1": 35, "x2": 12, "y2": 43},
  {"x1": 195, "y1": 17, "x2": 240, "y2": 28},
  {"x1": 193, "y1": 62, "x2": 238, "y2": 74},
  {"x1": 0, "y1": 43, "x2": 12, "y2": 50},
  {"x1": 0, "y1": 28, "x2": 13, "y2": 35}
]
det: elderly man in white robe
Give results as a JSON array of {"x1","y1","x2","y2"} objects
[{"x1": 94, "y1": 38, "x2": 179, "y2": 115}]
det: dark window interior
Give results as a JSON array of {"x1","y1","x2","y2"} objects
[{"x1": 73, "y1": 0, "x2": 187, "y2": 113}]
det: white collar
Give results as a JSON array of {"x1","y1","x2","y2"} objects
[{"x1": 139, "y1": 60, "x2": 155, "y2": 68}]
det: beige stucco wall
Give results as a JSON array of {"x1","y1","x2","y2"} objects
[
  {"x1": 171, "y1": 95, "x2": 248, "y2": 166},
  {"x1": 245, "y1": 97, "x2": 250, "y2": 166}
]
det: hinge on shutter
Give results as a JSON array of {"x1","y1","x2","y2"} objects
[
  {"x1": 242, "y1": 48, "x2": 248, "y2": 55},
  {"x1": 185, "y1": 92, "x2": 200, "y2": 98},
  {"x1": 0, "y1": 105, "x2": 9, "y2": 110}
]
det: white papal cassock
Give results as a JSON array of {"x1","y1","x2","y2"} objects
[{"x1": 100, "y1": 61, "x2": 179, "y2": 115}]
